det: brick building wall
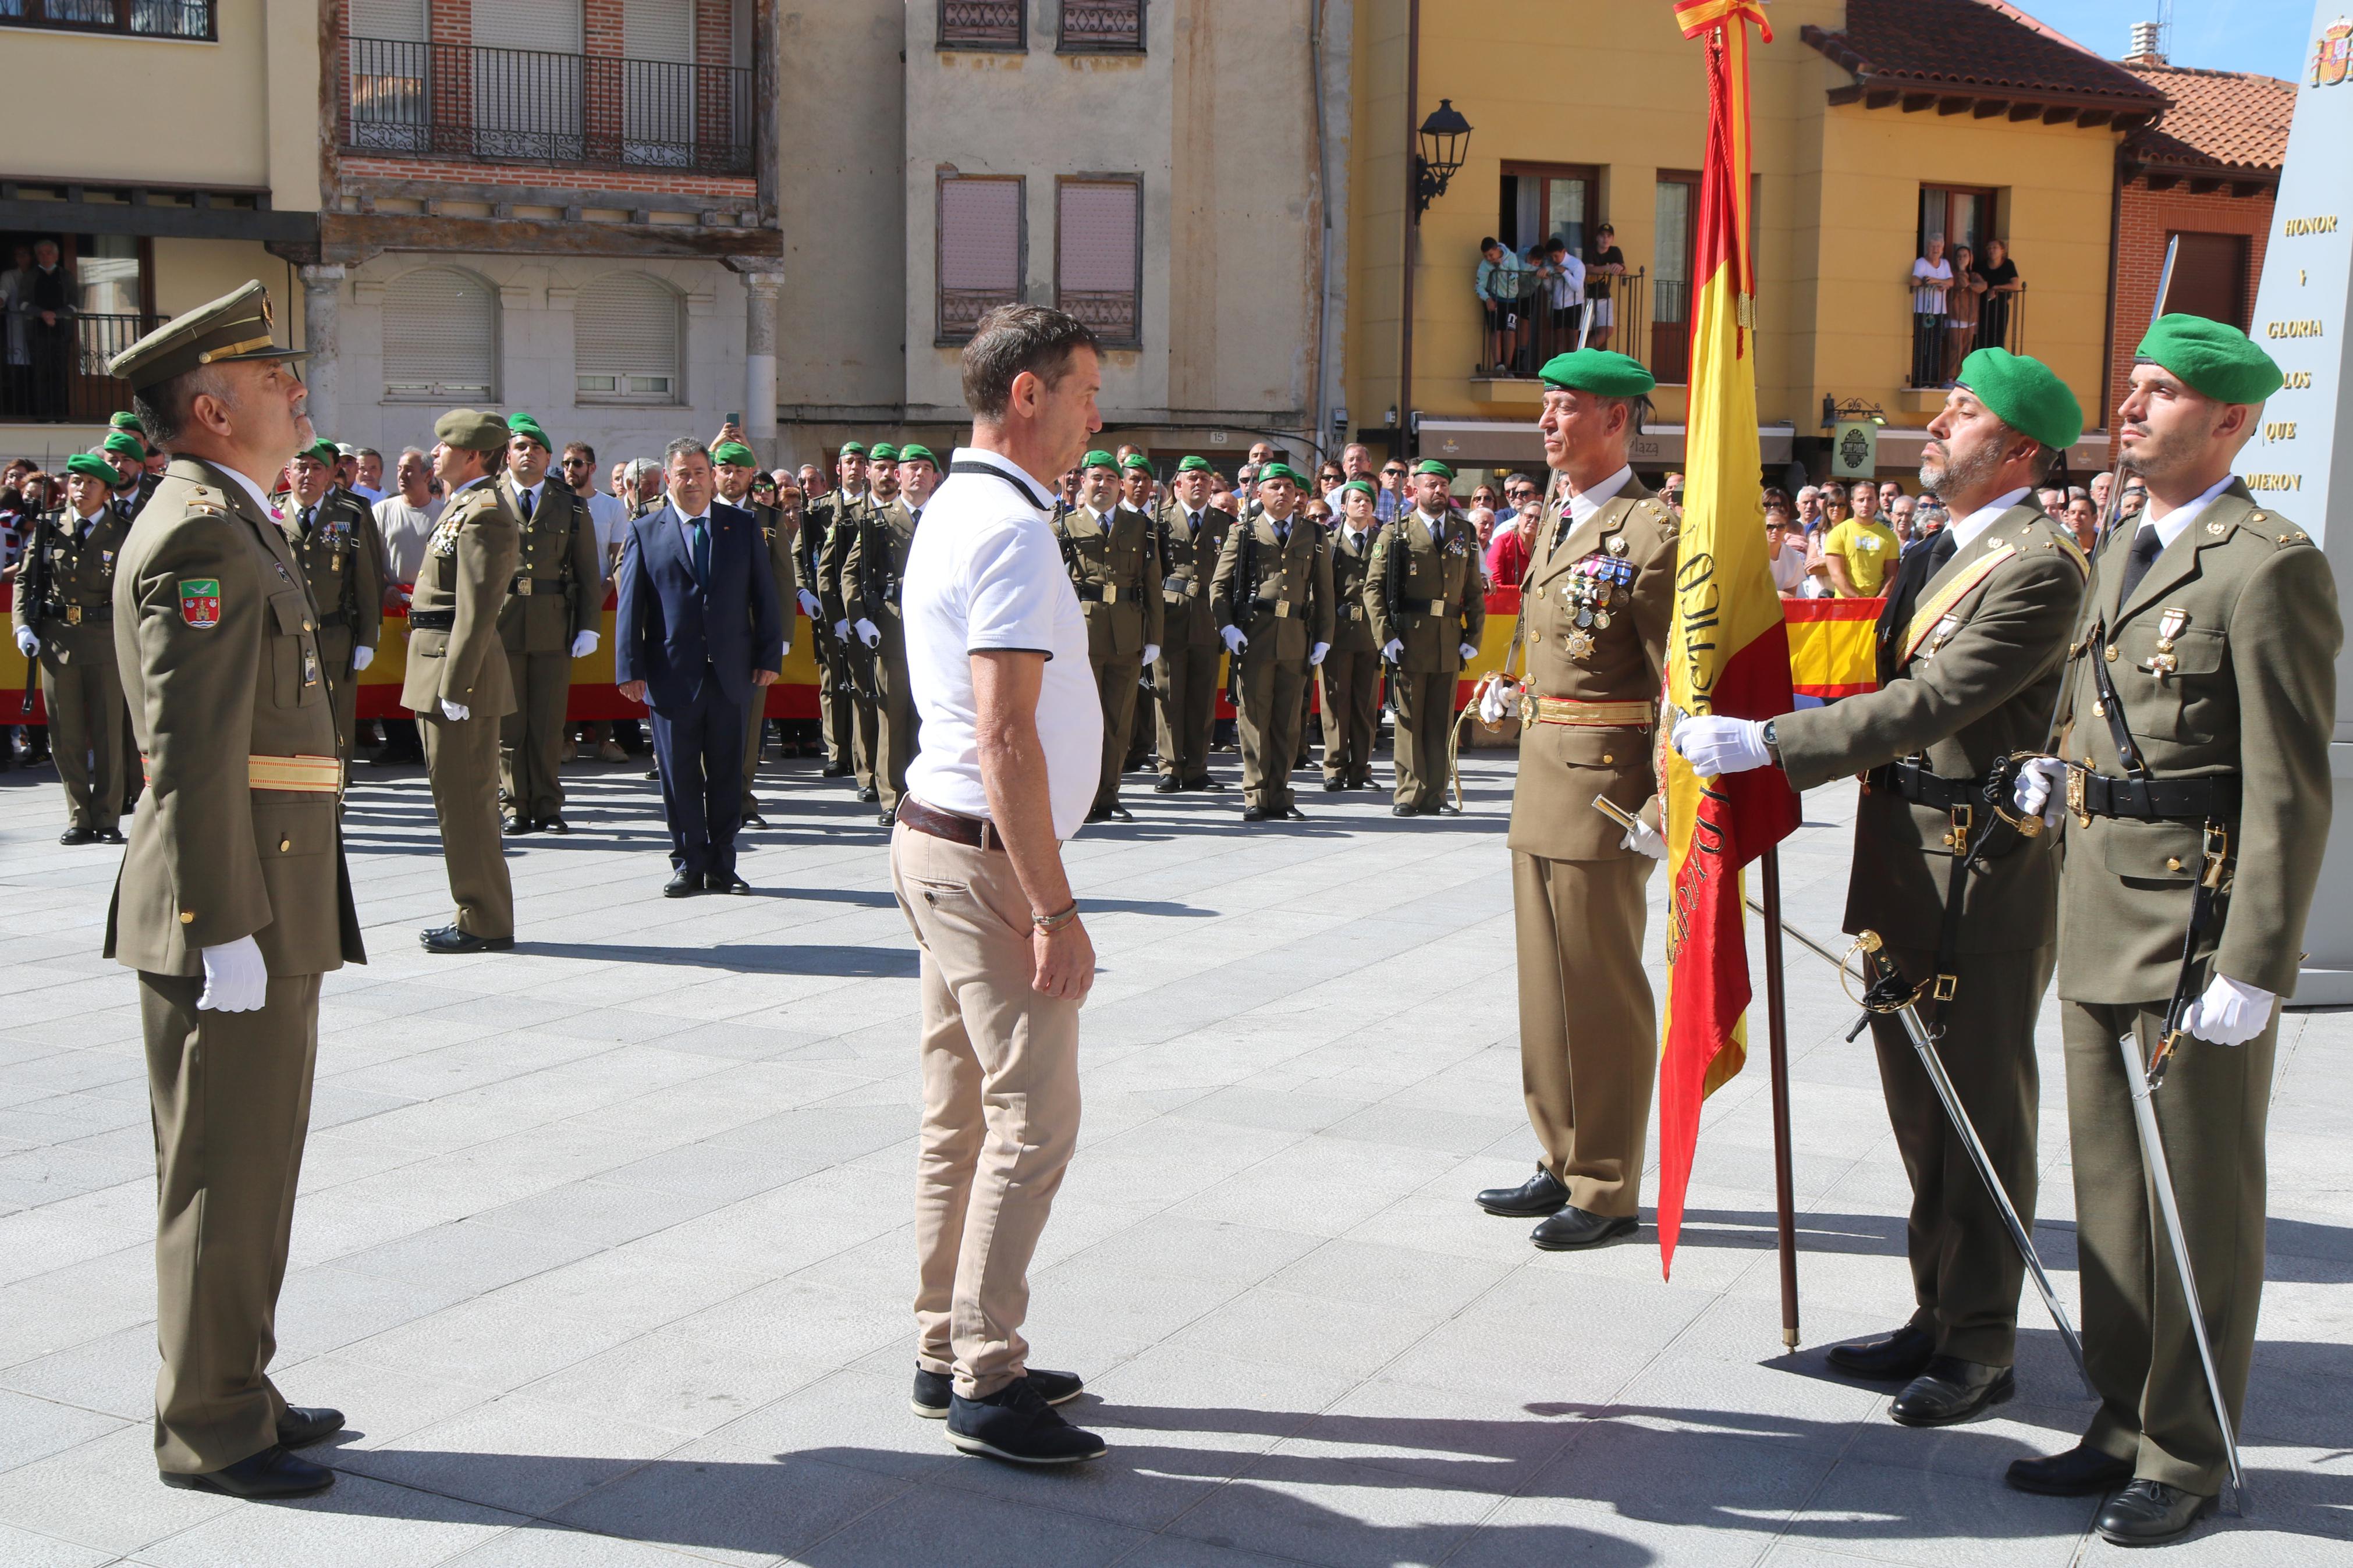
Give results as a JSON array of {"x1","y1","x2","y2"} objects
[
  {"x1": 340, "y1": 154, "x2": 754, "y2": 202},
  {"x1": 2109, "y1": 174, "x2": 2274, "y2": 421}
]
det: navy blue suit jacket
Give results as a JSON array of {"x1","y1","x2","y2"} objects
[{"x1": 615, "y1": 500, "x2": 785, "y2": 714}]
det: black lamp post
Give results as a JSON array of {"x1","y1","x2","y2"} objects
[{"x1": 1413, "y1": 99, "x2": 1472, "y2": 219}]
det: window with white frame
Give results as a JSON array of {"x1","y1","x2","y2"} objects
[
  {"x1": 382, "y1": 268, "x2": 498, "y2": 401},
  {"x1": 575, "y1": 272, "x2": 683, "y2": 403}
]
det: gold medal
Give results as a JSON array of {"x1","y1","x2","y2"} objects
[{"x1": 1565, "y1": 629, "x2": 1595, "y2": 659}]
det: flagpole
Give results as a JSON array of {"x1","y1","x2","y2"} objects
[{"x1": 1760, "y1": 845, "x2": 1800, "y2": 1350}]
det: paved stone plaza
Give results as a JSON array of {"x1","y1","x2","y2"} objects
[{"x1": 2, "y1": 748, "x2": 2349, "y2": 1567}]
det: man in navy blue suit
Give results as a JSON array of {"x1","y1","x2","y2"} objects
[{"x1": 615, "y1": 439, "x2": 786, "y2": 895}]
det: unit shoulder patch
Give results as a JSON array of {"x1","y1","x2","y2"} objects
[{"x1": 177, "y1": 578, "x2": 222, "y2": 628}]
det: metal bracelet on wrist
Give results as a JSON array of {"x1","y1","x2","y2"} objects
[{"x1": 1031, "y1": 901, "x2": 1080, "y2": 934}]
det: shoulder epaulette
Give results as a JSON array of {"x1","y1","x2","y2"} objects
[
  {"x1": 182, "y1": 486, "x2": 229, "y2": 520},
  {"x1": 2241, "y1": 509, "x2": 2313, "y2": 548}
]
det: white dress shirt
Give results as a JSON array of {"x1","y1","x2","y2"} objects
[
  {"x1": 1564, "y1": 465, "x2": 1634, "y2": 526},
  {"x1": 1943, "y1": 486, "x2": 2032, "y2": 554},
  {"x1": 2143, "y1": 472, "x2": 2238, "y2": 552}
]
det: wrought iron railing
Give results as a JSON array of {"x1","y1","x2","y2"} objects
[
  {"x1": 939, "y1": 0, "x2": 1023, "y2": 50},
  {"x1": 1478, "y1": 265, "x2": 1648, "y2": 381},
  {"x1": 0, "y1": 312, "x2": 156, "y2": 424},
  {"x1": 1905, "y1": 278, "x2": 2027, "y2": 388},
  {"x1": 939, "y1": 287, "x2": 1021, "y2": 341},
  {"x1": 1057, "y1": 289, "x2": 1137, "y2": 343},
  {"x1": 1059, "y1": 0, "x2": 1142, "y2": 51},
  {"x1": 340, "y1": 36, "x2": 755, "y2": 176},
  {"x1": 0, "y1": 0, "x2": 211, "y2": 39}
]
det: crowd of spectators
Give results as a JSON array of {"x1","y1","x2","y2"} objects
[{"x1": 1475, "y1": 222, "x2": 1626, "y2": 375}]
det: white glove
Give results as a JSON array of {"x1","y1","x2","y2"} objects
[
  {"x1": 1382, "y1": 637, "x2": 1404, "y2": 663},
  {"x1": 1477, "y1": 674, "x2": 1520, "y2": 725},
  {"x1": 569, "y1": 630, "x2": 598, "y2": 659},
  {"x1": 197, "y1": 936, "x2": 267, "y2": 1014},
  {"x1": 797, "y1": 588, "x2": 821, "y2": 618},
  {"x1": 1621, "y1": 819, "x2": 1667, "y2": 861},
  {"x1": 1458, "y1": 641, "x2": 1478, "y2": 662},
  {"x1": 2182, "y1": 974, "x2": 2276, "y2": 1047},
  {"x1": 350, "y1": 643, "x2": 374, "y2": 673},
  {"x1": 1672, "y1": 715, "x2": 1772, "y2": 777},
  {"x1": 2013, "y1": 756, "x2": 2067, "y2": 830},
  {"x1": 440, "y1": 698, "x2": 470, "y2": 721},
  {"x1": 1220, "y1": 625, "x2": 1247, "y2": 654},
  {"x1": 854, "y1": 618, "x2": 881, "y2": 648},
  {"x1": 15, "y1": 627, "x2": 37, "y2": 658},
  {"x1": 1309, "y1": 641, "x2": 1329, "y2": 666},
  {"x1": 1141, "y1": 643, "x2": 1159, "y2": 667},
  {"x1": 832, "y1": 619, "x2": 851, "y2": 641}
]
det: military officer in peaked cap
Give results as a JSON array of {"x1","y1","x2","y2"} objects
[
  {"x1": 104, "y1": 282, "x2": 365, "y2": 1498},
  {"x1": 496, "y1": 413, "x2": 602, "y2": 834},
  {"x1": 1677, "y1": 347, "x2": 2091, "y2": 1425},
  {"x1": 1368, "y1": 460, "x2": 1486, "y2": 815},
  {"x1": 406, "y1": 408, "x2": 523, "y2": 952},
  {"x1": 12, "y1": 451, "x2": 132, "y2": 841},
  {"x1": 2004, "y1": 317, "x2": 2339, "y2": 1545},
  {"x1": 281, "y1": 438, "x2": 386, "y2": 771},
  {"x1": 1149, "y1": 454, "x2": 1232, "y2": 793},
  {"x1": 1474, "y1": 349, "x2": 1675, "y2": 1250}
]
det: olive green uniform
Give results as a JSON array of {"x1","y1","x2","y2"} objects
[
  {"x1": 279, "y1": 487, "x2": 385, "y2": 769},
  {"x1": 1507, "y1": 475, "x2": 1676, "y2": 1216},
  {"x1": 1773, "y1": 503, "x2": 2087, "y2": 1368},
  {"x1": 402, "y1": 478, "x2": 521, "y2": 938},
  {"x1": 494, "y1": 475, "x2": 601, "y2": 824},
  {"x1": 2051, "y1": 482, "x2": 2338, "y2": 1495},
  {"x1": 1320, "y1": 518, "x2": 1385, "y2": 788},
  {"x1": 844, "y1": 497, "x2": 921, "y2": 813},
  {"x1": 1368, "y1": 511, "x2": 1487, "y2": 811},
  {"x1": 742, "y1": 500, "x2": 799, "y2": 813},
  {"x1": 814, "y1": 490, "x2": 879, "y2": 788},
  {"x1": 1209, "y1": 513, "x2": 1333, "y2": 815},
  {"x1": 1152, "y1": 500, "x2": 1232, "y2": 787},
  {"x1": 107, "y1": 458, "x2": 365, "y2": 1475},
  {"x1": 12, "y1": 504, "x2": 131, "y2": 831},
  {"x1": 1057, "y1": 502, "x2": 1163, "y2": 815}
]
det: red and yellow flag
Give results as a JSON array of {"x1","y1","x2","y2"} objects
[{"x1": 1657, "y1": 0, "x2": 1802, "y2": 1278}]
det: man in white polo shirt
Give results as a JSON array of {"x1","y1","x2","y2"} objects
[{"x1": 893, "y1": 302, "x2": 1107, "y2": 1466}]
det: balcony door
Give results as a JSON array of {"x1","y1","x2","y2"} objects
[
  {"x1": 622, "y1": 0, "x2": 694, "y2": 167},
  {"x1": 473, "y1": 0, "x2": 585, "y2": 163},
  {"x1": 348, "y1": 0, "x2": 430, "y2": 152},
  {"x1": 1651, "y1": 171, "x2": 1697, "y2": 386}
]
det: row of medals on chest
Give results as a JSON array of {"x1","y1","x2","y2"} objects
[{"x1": 1534, "y1": 534, "x2": 1632, "y2": 660}]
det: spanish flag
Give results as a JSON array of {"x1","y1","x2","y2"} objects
[{"x1": 1657, "y1": 0, "x2": 1802, "y2": 1278}]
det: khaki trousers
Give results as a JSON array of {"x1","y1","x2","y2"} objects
[
  {"x1": 1236, "y1": 653, "x2": 1307, "y2": 812},
  {"x1": 499, "y1": 647, "x2": 573, "y2": 822},
  {"x1": 741, "y1": 688, "x2": 769, "y2": 813},
  {"x1": 143, "y1": 969, "x2": 321, "y2": 1475},
  {"x1": 875, "y1": 636, "x2": 919, "y2": 812},
  {"x1": 1390, "y1": 669, "x2": 1458, "y2": 810},
  {"x1": 890, "y1": 822, "x2": 1081, "y2": 1398},
  {"x1": 420, "y1": 706, "x2": 514, "y2": 938},
  {"x1": 1089, "y1": 652, "x2": 1142, "y2": 813},
  {"x1": 1865, "y1": 938, "x2": 2052, "y2": 1367},
  {"x1": 1513, "y1": 851, "x2": 1656, "y2": 1215},
  {"x1": 818, "y1": 644, "x2": 877, "y2": 787},
  {"x1": 320, "y1": 628, "x2": 360, "y2": 771},
  {"x1": 38, "y1": 642, "x2": 125, "y2": 830},
  {"x1": 2065, "y1": 1000, "x2": 2274, "y2": 1495},
  {"x1": 1154, "y1": 640, "x2": 1219, "y2": 783},
  {"x1": 1319, "y1": 649, "x2": 1380, "y2": 785}
]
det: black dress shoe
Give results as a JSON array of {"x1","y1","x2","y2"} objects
[
  {"x1": 277, "y1": 1406, "x2": 347, "y2": 1448},
  {"x1": 1477, "y1": 1167, "x2": 1570, "y2": 1217},
  {"x1": 503, "y1": 816, "x2": 535, "y2": 835},
  {"x1": 59, "y1": 826, "x2": 94, "y2": 845},
  {"x1": 1531, "y1": 1207, "x2": 1639, "y2": 1250},
  {"x1": 1186, "y1": 774, "x2": 1224, "y2": 791},
  {"x1": 1108, "y1": 805, "x2": 1133, "y2": 822},
  {"x1": 945, "y1": 1379, "x2": 1105, "y2": 1464},
  {"x1": 1323, "y1": 777, "x2": 1344, "y2": 792},
  {"x1": 95, "y1": 826, "x2": 126, "y2": 844},
  {"x1": 2007, "y1": 1443, "x2": 2135, "y2": 1497},
  {"x1": 2096, "y1": 1480, "x2": 2216, "y2": 1546},
  {"x1": 1889, "y1": 1357, "x2": 2014, "y2": 1427},
  {"x1": 1390, "y1": 804, "x2": 1418, "y2": 817},
  {"x1": 542, "y1": 816, "x2": 570, "y2": 834},
  {"x1": 1153, "y1": 776, "x2": 1183, "y2": 794},
  {"x1": 1825, "y1": 1324, "x2": 1936, "y2": 1382},
  {"x1": 1084, "y1": 806, "x2": 1112, "y2": 824},
  {"x1": 912, "y1": 1364, "x2": 1083, "y2": 1418},
  {"x1": 821, "y1": 762, "x2": 852, "y2": 777},
  {"x1": 858, "y1": 785, "x2": 880, "y2": 803},
  {"x1": 160, "y1": 1446, "x2": 334, "y2": 1499},
  {"x1": 1241, "y1": 806, "x2": 1268, "y2": 822},
  {"x1": 878, "y1": 808, "x2": 896, "y2": 827},
  {"x1": 664, "y1": 870, "x2": 701, "y2": 898},
  {"x1": 707, "y1": 873, "x2": 752, "y2": 895},
  {"x1": 419, "y1": 926, "x2": 513, "y2": 954},
  {"x1": 1439, "y1": 802, "x2": 1463, "y2": 815},
  {"x1": 741, "y1": 813, "x2": 766, "y2": 829},
  {"x1": 1283, "y1": 804, "x2": 1307, "y2": 820}
]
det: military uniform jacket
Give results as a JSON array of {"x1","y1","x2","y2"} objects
[
  {"x1": 280, "y1": 487, "x2": 384, "y2": 660},
  {"x1": 494, "y1": 477, "x2": 602, "y2": 656},
  {"x1": 400, "y1": 478, "x2": 521, "y2": 717},
  {"x1": 119, "y1": 470, "x2": 162, "y2": 523},
  {"x1": 12, "y1": 504, "x2": 130, "y2": 664},
  {"x1": 2051, "y1": 480, "x2": 2339, "y2": 1002},
  {"x1": 1209, "y1": 513, "x2": 1336, "y2": 665},
  {"x1": 1153, "y1": 503, "x2": 1233, "y2": 649},
  {"x1": 1774, "y1": 503, "x2": 2087, "y2": 954},
  {"x1": 845, "y1": 499, "x2": 921, "y2": 627},
  {"x1": 1324, "y1": 521, "x2": 1385, "y2": 656},
  {"x1": 104, "y1": 457, "x2": 364, "y2": 978},
  {"x1": 814, "y1": 491, "x2": 872, "y2": 629},
  {"x1": 1056, "y1": 503, "x2": 1163, "y2": 661},
  {"x1": 1367, "y1": 511, "x2": 1486, "y2": 673},
  {"x1": 1506, "y1": 474, "x2": 1677, "y2": 863},
  {"x1": 747, "y1": 500, "x2": 800, "y2": 641}
]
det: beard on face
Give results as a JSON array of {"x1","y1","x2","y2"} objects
[{"x1": 1919, "y1": 430, "x2": 2006, "y2": 499}]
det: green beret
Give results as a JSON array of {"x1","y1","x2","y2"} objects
[
  {"x1": 1955, "y1": 347, "x2": 2084, "y2": 452},
  {"x1": 1120, "y1": 454, "x2": 1152, "y2": 473},
  {"x1": 868, "y1": 442, "x2": 900, "y2": 463},
  {"x1": 1413, "y1": 459, "x2": 1456, "y2": 481},
  {"x1": 101, "y1": 431, "x2": 144, "y2": 459},
  {"x1": 1176, "y1": 454, "x2": 1213, "y2": 473},
  {"x1": 105, "y1": 280, "x2": 306, "y2": 392},
  {"x1": 2135, "y1": 314, "x2": 2284, "y2": 406},
  {"x1": 839, "y1": 441, "x2": 868, "y2": 458},
  {"x1": 63, "y1": 453, "x2": 118, "y2": 486},
  {"x1": 1340, "y1": 479, "x2": 1377, "y2": 499},
  {"x1": 711, "y1": 442, "x2": 758, "y2": 467},
  {"x1": 433, "y1": 408, "x2": 509, "y2": 454},
  {"x1": 1257, "y1": 461, "x2": 1304, "y2": 485},
  {"x1": 109, "y1": 411, "x2": 145, "y2": 436},
  {"x1": 506, "y1": 413, "x2": 552, "y2": 449},
  {"x1": 897, "y1": 443, "x2": 938, "y2": 465},
  {"x1": 299, "y1": 439, "x2": 339, "y2": 465},
  {"x1": 1081, "y1": 449, "x2": 1118, "y2": 471},
  {"x1": 1538, "y1": 348, "x2": 1656, "y2": 397}
]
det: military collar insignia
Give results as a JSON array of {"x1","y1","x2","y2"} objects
[
  {"x1": 1606, "y1": 535, "x2": 1628, "y2": 555},
  {"x1": 2206, "y1": 520, "x2": 2229, "y2": 535}
]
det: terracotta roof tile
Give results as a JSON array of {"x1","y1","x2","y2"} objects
[
  {"x1": 1804, "y1": 0, "x2": 2165, "y2": 112},
  {"x1": 2123, "y1": 61, "x2": 2295, "y2": 172}
]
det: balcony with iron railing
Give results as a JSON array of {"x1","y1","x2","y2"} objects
[
  {"x1": 1474, "y1": 268, "x2": 1650, "y2": 383},
  {"x1": 1, "y1": 313, "x2": 158, "y2": 425},
  {"x1": 0, "y1": 0, "x2": 211, "y2": 39},
  {"x1": 1905, "y1": 278, "x2": 2027, "y2": 389},
  {"x1": 339, "y1": 35, "x2": 756, "y2": 177}
]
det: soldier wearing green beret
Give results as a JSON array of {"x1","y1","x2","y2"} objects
[
  {"x1": 713, "y1": 439, "x2": 798, "y2": 824},
  {"x1": 842, "y1": 443, "x2": 925, "y2": 824},
  {"x1": 1318, "y1": 478, "x2": 1387, "y2": 792},
  {"x1": 107, "y1": 414, "x2": 165, "y2": 520},
  {"x1": 1052, "y1": 449, "x2": 1163, "y2": 822},
  {"x1": 282, "y1": 438, "x2": 388, "y2": 773},
  {"x1": 12, "y1": 450, "x2": 130, "y2": 841},
  {"x1": 1149, "y1": 454, "x2": 1233, "y2": 792},
  {"x1": 812, "y1": 440, "x2": 881, "y2": 796},
  {"x1": 1675, "y1": 346, "x2": 2091, "y2": 1425},
  {"x1": 404, "y1": 408, "x2": 523, "y2": 953},
  {"x1": 1367, "y1": 458, "x2": 1486, "y2": 815},
  {"x1": 494, "y1": 414, "x2": 602, "y2": 834},
  {"x1": 104, "y1": 281, "x2": 364, "y2": 1498},
  {"x1": 2000, "y1": 315, "x2": 2341, "y2": 1544},
  {"x1": 1210, "y1": 460, "x2": 1332, "y2": 820}
]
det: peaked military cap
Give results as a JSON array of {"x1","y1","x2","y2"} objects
[
  {"x1": 434, "y1": 408, "x2": 509, "y2": 453},
  {"x1": 1538, "y1": 348, "x2": 1655, "y2": 397},
  {"x1": 897, "y1": 443, "x2": 938, "y2": 465},
  {"x1": 2135, "y1": 314, "x2": 2284, "y2": 406},
  {"x1": 711, "y1": 441, "x2": 757, "y2": 466},
  {"x1": 1081, "y1": 449, "x2": 1118, "y2": 471},
  {"x1": 63, "y1": 453, "x2": 119, "y2": 486},
  {"x1": 107, "y1": 280, "x2": 306, "y2": 392},
  {"x1": 1956, "y1": 347, "x2": 2084, "y2": 453},
  {"x1": 507, "y1": 412, "x2": 552, "y2": 450},
  {"x1": 1176, "y1": 454, "x2": 1213, "y2": 473}
]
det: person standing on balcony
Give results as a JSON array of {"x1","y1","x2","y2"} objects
[
  {"x1": 1974, "y1": 239, "x2": 2022, "y2": 352},
  {"x1": 1475, "y1": 239, "x2": 1522, "y2": 376},
  {"x1": 1584, "y1": 223, "x2": 1626, "y2": 352},
  {"x1": 26, "y1": 240, "x2": 74, "y2": 422},
  {"x1": 1944, "y1": 244, "x2": 1986, "y2": 383},
  {"x1": 1910, "y1": 236, "x2": 1953, "y2": 389}
]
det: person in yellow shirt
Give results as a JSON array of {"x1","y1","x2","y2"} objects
[{"x1": 1823, "y1": 493, "x2": 1901, "y2": 598}]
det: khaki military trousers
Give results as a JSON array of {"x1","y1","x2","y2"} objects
[
  {"x1": 1390, "y1": 669, "x2": 1461, "y2": 811},
  {"x1": 875, "y1": 632, "x2": 919, "y2": 812},
  {"x1": 1319, "y1": 650, "x2": 1380, "y2": 785},
  {"x1": 498, "y1": 647, "x2": 573, "y2": 823},
  {"x1": 318, "y1": 627, "x2": 360, "y2": 771},
  {"x1": 1090, "y1": 652, "x2": 1143, "y2": 813},
  {"x1": 38, "y1": 641, "x2": 126, "y2": 830},
  {"x1": 1154, "y1": 639, "x2": 1220, "y2": 784},
  {"x1": 142, "y1": 968, "x2": 322, "y2": 1475},
  {"x1": 1236, "y1": 653, "x2": 1308, "y2": 812},
  {"x1": 818, "y1": 641, "x2": 876, "y2": 786},
  {"x1": 1865, "y1": 938, "x2": 2052, "y2": 1368},
  {"x1": 1513, "y1": 850, "x2": 1656, "y2": 1215},
  {"x1": 740, "y1": 685, "x2": 771, "y2": 813},
  {"x1": 2065, "y1": 999, "x2": 2274, "y2": 1496},
  {"x1": 890, "y1": 822, "x2": 1081, "y2": 1399},
  {"x1": 420, "y1": 706, "x2": 515, "y2": 938}
]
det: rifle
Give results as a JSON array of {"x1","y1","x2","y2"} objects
[
  {"x1": 18, "y1": 509, "x2": 54, "y2": 715},
  {"x1": 1383, "y1": 512, "x2": 1408, "y2": 653}
]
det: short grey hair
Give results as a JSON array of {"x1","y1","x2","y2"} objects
[{"x1": 129, "y1": 364, "x2": 230, "y2": 451}]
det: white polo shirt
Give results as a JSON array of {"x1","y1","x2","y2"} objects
[{"x1": 902, "y1": 446, "x2": 1102, "y2": 841}]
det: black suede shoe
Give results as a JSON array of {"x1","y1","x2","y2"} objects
[
  {"x1": 664, "y1": 870, "x2": 701, "y2": 898},
  {"x1": 945, "y1": 1378, "x2": 1105, "y2": 1464},
  {"x1": 1154, "y1": 776, "x2": 1183, "y2": 794},
  {"x1": 913, "y1": 1365, "x2": 1084, "y2": 1418},
  {"x1": 1531, "y1": 1207, "x2": 1639, "y2": 1250},
  {"x1": 2007, "y1": 1443, "x2": 2134, "y2": 1496},
  {"x1": 1825, "y1": 1325, "x2": 1936, "y2": 1382},
  {"x1": 2096, "y1": 1480, "x2": 2216, "y2": 1546},
  {"x1": 419, "y1": 926, "x2": 513, "y2": 954},
  {"x1": 160, "y1": 1446, "x2": 334, "y2": 1499},
  {"x1": 1889, "y1": 1357, "x2": 2014, "y2": 1426},
  {"x1": 277, "y1": 1406, "x2": 347, "y2": 1448},
  {"x1": 1478, "y1": 1167, "x2": 1570, "y2": 1217}
]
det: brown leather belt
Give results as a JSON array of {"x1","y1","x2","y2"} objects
[
  {"x1": 1520, "y1": 695, "x2": 1653, "y2": 728},
  {"x1": 896, "y1": 796, "x2": 1004, "y2": 851}
]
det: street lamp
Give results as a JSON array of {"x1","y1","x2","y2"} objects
[
  {"x1": 1413, "y1": 99, "x2": 1472, "y2": 218},
  {"x1": 1820, "y1": 396, "x2": 1889, "y2": 428}
]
